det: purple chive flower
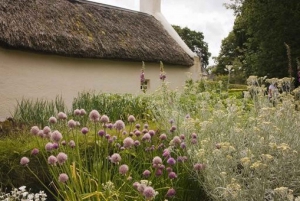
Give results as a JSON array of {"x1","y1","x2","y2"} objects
[
  {"x1": 51, "y1": 130, "x2": 62, "y2": 142},
  {"x1": 98, "y1": 130, "x2": 105, "y2": 137},
  {"x1": 100, "y1": 115, "x2": 109, "y2": 123},
  {"x1": 168, "y1": 171, "x2": 177, "y2": 179},
  {"x1": 38, "y1": 130, "x2": 44, "y2": 138},
  {"x1": 57, "y1": 112, "x2": 67, "y2": 120},
  {"x1": 48, "y1": 155, "x2": 58, "y2": 165},
  {"x1": 105, "y1": 134, "x2": 111, "y2": 140},
  {"x1": 180, "y1": 142, "x2": 186, "y2": 149},
  {"x1": 169, "y1": 119, "x2": 174, "y2": 125},
  {"x1": 142, "y1": 133, "x2": 151, "y2": 142},
  {"x1": 148, "y1": 130, "x2": 155, "y2": 137},
  {"x1": 191, "y1": 133, "x2": 197, "y2": 139},
  {"x1": 152, "y1": 156, "x2": 162, "y2": 166},
  {"x1": 119, "y1": 164, "x2": 129, "y2": 175},
  {"x1": 133, "y1": 182, "x2": 140, "y2": 190},
  {"x1": 167, "y1": 157, "x2": 176, "y2": 166},
  {"x1": 67, "y1": 119, "x2": 76, "y2": 129},
  {"x1": 143, "y1": 124, "x2": 149, "y2": 129},
  {"x1": 135, "y1": 124, "x2": 141, "y2": 129},
  {"x1": 89, "y1": 110, "x2": 100, "y2": 122},
  {"x1": 20, "y1": 157, "x2": 30, "y2": 166},
  {"x1": 162, "y1": 149, "x2": 171, "y2": 158},
  {"x1": 159, "y1": 133, "x2": 167, "y2": 140},
  {"x1": 128, "y1": 115, "x2": 136, "y2": 123},
  {"x1": 74, "y1": 109, "x2": 81, "y2": 116},
  {"x1": 142, "y1": 170, "x2": 151, "y2": 178},
  {"x1": 135, "y1": 130, "x2": 141, "y2": 137},
  {"x1": 177, "y1": 156, "x2": 188, "y2": 163},
  {"x1": 179, "y1": 134, "x2": 185, "y2": 140},
  {"x1": 166, "y1": 188, "x2": 176, "y2": 197},
  {"x1": 155, "y1": 168, "x2": 163, "y2": 176},
  {"x1": 52, "y1": 143, "x2": 59, "y2": 149},
  {"x1": 143, "y1": 186, "x2": 156, "y2": 199},
  {"x1": 31, "y1": 148, "x2": 39, "y2": 156},
  {"x1": 157, "y1": 143, "x2": 165, "y2": 150},
  {"x1": 43, "y1": 126, "x2": 51, "y2": 135},
  {"x1": 122, "y1": 131, "x2": 127, "y2": 135},
  {"x1": 134, "y1": 140, "x2": 141, "y2": 146},
  {"x1": 69, "y1": 140, "x2": 75, "y2": 148},
  {"x1": 110, "y1": 153, "x2": 121, "y2": 164},
  {"x1": 58, "y1": 173, "x2": 69, "y2": 183},
  {"x1": 166, "y1": 167, "x2": 172, "y2": 173},
  {"x1": 172, "y1": 136, "x2": 181, "y2": 146},
  {"x1": 81, "y1": 127, "x2": 89, "y2": 135},
  {"x1": 49, "y1": 116, "x2": 57, "y2": 124},
  {"x1": 170, "y1": 125, "x2": 177, "y2": 132},
  {"x1": 137, "y1": 183, "x2": 146, "y2": 193},
  {"x1": 142, "y1": 129, "x2": 148, "y2": 134},
  {"x1": 45, "y1": 142, "x2": 53, "y2": 152},
  {"x1": 123, "y1": 137, "x2": 134, "y2": 148},
  {"x1": 114, "y1": 120, "x2": 125, "y2": 131},
  {"x1": 107, "y1": 123, "x2": 113, "y2": 129},
  {"x1": 193, "y1": 163, "x2": 206, "y2": 171},
  {"x1": 80, "y1": 109, "x2": 87, "y2": 116},
  {"x1": 57, "y1": 152, "x2": 68, "y2": 165},
  {"x1": 191, "y1": 138, "x2": 198, "y2": 144},
  {"x1": 30, "y1": 126, "x2": 39, "y2": 135},
  {"x1": 61, "y1": 140, "x2": 66, "y2": 146},
  {"x1": 215, "y1": 143, "x2": 221, "y2": 149}
]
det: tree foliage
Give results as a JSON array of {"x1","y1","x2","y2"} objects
[
  {"x1": 215, "y1": 0, "x2": 300, "y2": 80},
  {"x1": 172, "y1": 25, "x2": 211, "y2": 68}
]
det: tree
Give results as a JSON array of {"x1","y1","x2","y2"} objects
[{"x1": 172, "y1": 25, "x2": 211, "y2": 68}]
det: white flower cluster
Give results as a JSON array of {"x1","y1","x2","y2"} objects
[{"x1": 0, "y1": 186, "x2": 47, "y2": 201}]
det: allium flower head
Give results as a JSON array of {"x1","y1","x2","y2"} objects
[
  {"x1": 69, "y1": 140, "x2": 75, "y2": 148},
  {"x1": 31, "y1": 148, "x2": 39, "y2": 155},
  {"x1": 193, "y1": 163, "x2": 205, "y2": 171},
  {"x1": 119, "y1": 164, "x2": 129, "y2": 175},
  {"x1": 135, "y1": 130, "x2": 141, "y2": 137},
  {"x1": 168, "y1": 171, "x2": 177, "y2": 179},
  {"x1": 123, "y1": 137, "x2": 134, "y2": 148},
  {"x1": 38, "y1": 130, "x2": 44, "y2": 138},
  {"x1": 48, "y1": 155, "x2": 57, "y2": 165},
  {"x1": 43, "y1": 126, "x2": 51, "y2": 135},
  {"x1": 143, "y1": 124, "x2": 149, "y2": 129},
  {"x1": 67, "y1": 119, "x2": 76, "y2": 129},
  {"x1": 133, "y1": 182, "x2": 140, "y2": 189},
  {"x1": 134, "y1": 140, "x2": 141, "y2": 146},
  {"x1": 159, "y1": 133, "x2": 167, "y2": 140},
  {"x1": 170, "y1": 125, "x2": 177, "y2": 132},
  {"x1": 49, "y1": 116, "x2": 57, "y2": 124},
  {"x1": 58, "y1": 173, "x2": 69, "y2": 183},
  {"x1": 114, "y1": 120, "x2": 125, "y2": 131},
  {"x1": 20, "y1": 157, "x2": 30, "y2": 166},
  {"x1": 98, "y1": 130, "x2": 105, "y2": 137},
  {"x1": 89, "y1": 110, "x2": 100, "y2": 122},
  {"x1": 30, "y1": 126, "x2": 39, "y2": 135},
  {"x1": 172, "y1": 136, "x2": 181, "y2": 146},
  {"x1": 110, "y1": 153, "x2": 122, "y2": 164},
  {"x1": 152, "y1": 156, "x2": 162, "y2": 165},
  {"x1": 179, "y1": 134, "x2": 185, "y2": 140},
  {"x1": 142, "y1": 133, "x2": 151, "y2": 142},
  {"x1": 80, "y1": 109, "x2": 87, "y2": 116},
  {"x1": 74, "y1": 109, "x2": 81, "y2": 116},
  {"x1": 155, "y1": 168, "x2": 163, "y2": 176},
  {"x1": 148, "y1": 130, "x2": 155, "y2": 137},
  {"x1": 167, "y1": 157, "x2": 176, "y2": 166},
  {"x1": 143, "y1": 186, "x2": 156, "y2": 199},
  {"x1": 166, "y1": 188, "x2": 176, "y2": 197},
  {"x1": 162, "y1": 149, "x2": 171, "y2": 158},
  {"x1": 57, "y1": 112, "x2": 67, "y2": 120},
  {"x1": 180, "y1": 142, "x2": 186, "y2": 149},
  {"x1": 128, "y1": 115, "x2": 136, "y2": 123},
  {"x1": 142, "y1": 170, "x2": 151, "y2": 178},
  {"x1": 45, "y1": 142, "x2": 53, "y2": 152},
  {"x1": 51, "y1": 130, "x2": 63, "y2": 142},
  {"x1": 135, "y1": 124, "x2": 141, "y2": 129},
  {"x1": 191, "y1": 133, "x2": 197, "y2": 139},
  {"x1": 57, "y1": 152, "x2": 68, "y2": 165},
  {"x1": 100, "y1": 115, "x2": 109, "y2": 123},
  {"x1": 81, "y1": 127, "x2": 89, "y2": 135}
]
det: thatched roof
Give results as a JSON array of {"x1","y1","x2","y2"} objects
[{"x1": 0, "y1": 0, "x2": 194, "y2": 66}]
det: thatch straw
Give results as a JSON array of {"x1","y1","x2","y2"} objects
[{"x1": 0, "y1": 0, "x2": 193, "y2": 66}]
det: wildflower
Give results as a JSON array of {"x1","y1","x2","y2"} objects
[
  {"x1": 167, "y1": 157, "x2": 176, "y2": 166},
  {"x1": 250, "y1": 160, "x2": 267, "y2": 170},
  {"x1": 180, "y1": 142, "x2": 186, "y2": 149},
  {"x1": 89, "y1": 110, "x2": 100, "y2": 122},
  {"x1": 166, "y1": 167, "x2": 172, "y2": 172},
  {"x1": 162, "y1": 149, "x2": 171, "y2": 158},
  {"x1": 135, "y1": 130, "x2": 142, "y2": 137},
  {"x1": 179, "y1": 134, "x2": 185, "y2": 140},
  {"x1": 170, "y1": 125, "x2": 176, "y2": 132},
  {"x1": 119, "y1": 164, "x2": 129, "y2": 175},
  {"x1": 128, "y1": 115, "x2": 136, "y2": 123},
  {"x1": 159, "y1": 133, "x2": 167, "y2": 140},
  {"x1": 168, "y1": 171, "x2": 177, "y2": 179},
  {"x1": 143, "y1": 186, "x2": 156, "y2": 199},
  {"x1": 144, "y1": 124, "x2": 149, "y2": 129},
  {"x1": 51, "y1": 130, "x2": 62, "y2": 142},
  {"x1": 191, "y1": 138, "x2": 197, "y2": 144},
  {"x1": 81, "y1": 127, "x2": 89, "y2": 135},
  {"x1": 58, "y1": 173, "x2": 69, "y2": 183},
  {"x1": 155, "y1": 168, "x2": 163, "y2": 176},
  {"x1": 105, "y1": 134, "x2": 111, "y2": 139},
  {"x1": 110, "y1": 153, "x2": 122, "y2": 164},
  {"x1": 69, "y1": 140, "x2": 75, "y2": 148},
  {"x1": 74, "y1": 109, "x2": 81, "y2": 116},
  {"x1": 98, "y1": 130, "x2": 105, "y2": 137},
  {"x1": 31, "y1": 148, "x2": 39, "y2": 156},
  {"x1": 45, "y1": 142, "x2": 53, "y2": 152},
  {"x1": 148, "y1": 130, "x2": 155, "y2": 137},
  {"x1": 193, "y1": 163, "x2": 205, "y2": 171},
  {"x1": 166, "y1": 188, "x2": 176, "y2": 197},
  {"x1": 261, "y1": 154, "x2": 273, "y2": 162},
  {"x1": 152, "y1": 156, "x2": 163, "y2": 166},
  {"x1": 177, "y1": 156, "x2": 187, "y2": 163},
  {"x1": 100, "y1": 115, "x2": 109, "y2": 123},
  {"x1": 67, "y1": 119, "x2": 76, "y2": 129},
  {"x1": 114, "y1": 120, "x2": 125, "y2": 131},
  {"x1": 38, "y1": 130, "x2": 44, "y2": 138},
  {"x1": 80, "y1": 109, "x2": 87, "y2": 116},
  {"x1": 61, "y1": 140, "x2": 66, "y2": 146},
  {"x1": 215, "y1": 143, "x2": 221, "y2": 149},
  {"x1": 57, "y1": 112, "x2": 67, "y2": 120},
  {"x1": 133, "y1": 182, "x2": 140, "y2": 189},
  {"x1": 57, "y1": 152, "x2": 68, "y2": 165},
  {"x1": 143, "y1": 170, "x2": 151, "y2": 178},
  {"x1": 169, "y1": 119, "x2": 174, "y2": 125},
  {"x1": 47, "y1": 155, "x2": 57, "y2": 165},
  {"x1": 135, "y1": 124, "x2": 141, "y2": 129},
  {"x1": 191, "y1": 133, "x2": 197, "y2": 139},
  {"x1": 43, "y1": 126, "x2": 51, "y2": 135},
  {"x1": 123, "y1": 137, "x2": 134, "y2": 148},
  {"x1": 240, "y1": 157, "x2": 251, "y2": 166},
  {"x1": 20, "y1": 157, "x2": 29, "y2": 166},
  {"x1": 274, "y1": 187, "x2": 288, "y2": 198},
  {"x1": 30, "y1": 126, "x2": 39, "y2": 135},
  {"x1": 142, "y1": 133, "x2": 151, "y2": 142},
  {"x1": 49, "y1": 116, "x2": 57, "y2": 124},
  {"x1": 142, "y1": 128, "x2": 148, "y2": 134},
  {"x1": 122, "y1": 131, "x2": 127, "y2": 135},
  {"x1": 134, "y1": 140, "x2": 141, "y2": 146}
]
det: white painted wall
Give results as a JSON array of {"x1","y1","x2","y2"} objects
[{"x1": 0, "y1": 48, "x2": 193, "y2": 119}]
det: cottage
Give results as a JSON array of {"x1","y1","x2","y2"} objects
[{"x1": 0, "y1": 0, "x2": 202, "y2": 119}]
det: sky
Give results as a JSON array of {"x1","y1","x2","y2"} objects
[{"x1": 92, "y1": 0, "x2": 235, "y2": 66}]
